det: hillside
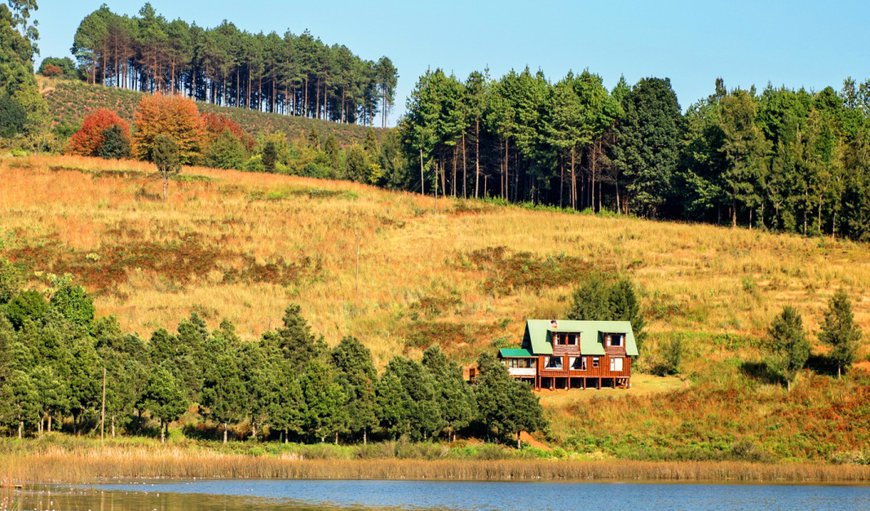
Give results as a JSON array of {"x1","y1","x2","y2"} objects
[
  {"x1": 41, "y1": 78, "x2": 387, "y2": 146},
  {"x1": 1, "y1": 154, "x2": 868, "y2": 461}
]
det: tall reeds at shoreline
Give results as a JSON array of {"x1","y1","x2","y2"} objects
[{"x1": 1, "y1": 446, "x2": 867, "y2": 484}]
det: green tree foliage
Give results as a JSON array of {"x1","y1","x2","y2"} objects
[
  {"x1": 566, "y1": 274, "x2": 645, "y2": 349},
  {"x1": 200, "y1": 323, "x2": 246, "y2": 442},
  {"x1": 612, "y1": 78, "x2": 683, "y2": 217},
  {"x1": 204, "y1": 129, "x2": 247, "y2": 169},
  {"x1": 376, "y1": 356, "x2": 443, "y2": 441},
  {"x1": 262, "y1": 140, "x2": 278, "y2": 172},
  {"x1": 4, "y1": 290, "x2": 49, "y2": 330},
  {"x1": 153, "y1": 134, "x2": 181, "y2": 201},
  {"x1": 37, "y1": 56, "x2": 76, "y2": 78},
  {"x1": 98, "y1": 125, "x2": 132, "y2": 159},
  {"x1": 767, "y1": 307, "x2": 810, "y2": 391},
  {"x1": 141, "y1": 363, "x2": 187, "y2": 442},
  {"x1": 331, "y1": 336, "x2": 378, "y2": 443},
  {"x1": 473, "y1": 353, "x2": 544, "y2": 446},
  {"x1": 0, "y1": 261, "x2": 554, "y2": 446},
  {"x1": 69, "y1": 5, "x2": 397, "y2": 125},
  {"x1": 300, "y1": 359, "x2": 348, "y2": 443},
  {"x1": 0, "y1": 0, "x2": 48, "y2": 139},
  {"x1": 422, "y1": 346, "x2": 475, "y2": 442},
  {"x1": 818, "y1": 290, "x2": 862, "y2": 378},
  {"x1": 49, "y1": 283, "x2": 94, "y2": 328}
]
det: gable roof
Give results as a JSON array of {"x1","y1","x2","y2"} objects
[{"x1": 521, "y1": 319, "x2": 638, "y2": 356}]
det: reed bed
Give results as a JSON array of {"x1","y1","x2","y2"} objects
[{"x1": 2, "y1": 447, "x2": 868, "y2": 484}]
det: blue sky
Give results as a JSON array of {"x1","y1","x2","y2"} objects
[{"x1": 34, "y1": 0, "x2": 870, "y2": 126}]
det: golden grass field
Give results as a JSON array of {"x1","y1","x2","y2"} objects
[
  {"x1": 1, "y1": 154, "x2": 866, "y2": 366},
  {"x1": 0, "y1": 153, "x2": 869, "y2": 465}
]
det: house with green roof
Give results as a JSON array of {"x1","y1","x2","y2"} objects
[{"x1": 498, "y1": 319, "x2": 638, "y2": 390}]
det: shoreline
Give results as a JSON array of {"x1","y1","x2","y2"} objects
[{"x1": 3, "y1": 452, "x2": 868, "y2": 486}]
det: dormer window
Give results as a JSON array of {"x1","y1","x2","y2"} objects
[
  {"x1": 553, "y1": 333, "x2": 578, "y2": 345},
  {"x1": 605, "y1": 334, "x2": 623, "y2": 347}
]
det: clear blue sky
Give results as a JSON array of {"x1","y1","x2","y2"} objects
[{"x1": 34, "y1": 0, "x2": 870, "y2": 126}]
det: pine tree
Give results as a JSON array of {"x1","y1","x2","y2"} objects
[
  {"x1": 767, "y1": 307, "x2": 810, "y2": 391},
  {"x1": 819, "y1": 290, "x2": 862, "y2": 378}
]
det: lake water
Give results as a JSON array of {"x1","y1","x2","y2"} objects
[{"x1": 8, "y1": 479, "x2": 870, "y2": 511}]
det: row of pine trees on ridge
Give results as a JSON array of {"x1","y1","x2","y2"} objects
[{"x1": 69, "y1": 4, "x2": 398, "y2": 127}]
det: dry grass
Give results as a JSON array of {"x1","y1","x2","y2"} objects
[
  {"x1": 2, "y1": 154, "x2": 866, "y2": 369},
  {"x1": 1, "y1": 445, "x2": 867, "y2": 484}
]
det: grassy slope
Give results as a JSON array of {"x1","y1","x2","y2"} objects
[
  {"x1": 40, "y1": 78, "x2": 386, "y2": 146},
  {"x1": 0, "y1": 154, "x2": 868, "y2": 462}
]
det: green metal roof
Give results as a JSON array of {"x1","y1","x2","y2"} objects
[
  {"x1": 521, "y1": 319, "x2": 638, "y2": 356},
  {"x1": 498, "y1": 348, "x2": 534, "y2": 358}
]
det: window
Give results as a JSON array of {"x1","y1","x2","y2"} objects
[
  {"x1": 610, "y1": 357, "x2": 624, "y2": 372},
  {"x1": 611, "y1": 334, "x2": 623, "y2": 347},
  {"x1": 572, "y1": 357, "x2": 587, "y2": 371},
  {"x1": 553, "y1": 333, "x2": 578, "y2": 345},
  {"x1": 546, "y1": 356, "x2": 563, "y2": 369},
  {"x1": 508, "y1": 358, "x2": 533, "y2": 369},
  {"x1": 592, "y1": 357, "x2": 600, "y2": 368}
]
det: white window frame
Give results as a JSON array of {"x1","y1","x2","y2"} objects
[{"x1": 610, "y1": 357, "x2": 624, "y2": 372}]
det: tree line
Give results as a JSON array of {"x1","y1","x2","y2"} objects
[
  {"x1": 71, "y1": 3, "x2": 398, "y2": 127},
  {"x1": 399, "y1": 69, "x2": 870, "y2": 240},
  {"x1": 0, "y1": 262, "x2": 544, "y2": 445},
  {"x1": 65, "y1": 93, "x2": 407, "y2": 191}
]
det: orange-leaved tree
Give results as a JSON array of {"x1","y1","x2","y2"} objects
[
  {"x1": 133, "y1": 94, "x2": 205, "y2": 164},
  {"x1": 66, "y1": 108, "x2": 131, "y2": 157}
]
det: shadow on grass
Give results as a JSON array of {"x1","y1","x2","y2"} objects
[
  {"x1": 806, "y1": 354, "x2": 839, "y2": 377},
  {"x1": 739, "y1": 361, "x2": 782, "y2": 385}
]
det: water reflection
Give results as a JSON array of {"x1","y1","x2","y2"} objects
[
  {"x1": 9, "y1": 488, "x2": 343, "y2": 511},
  {"x1": 7, "y1": 480, "x2": 870, "y2": 511}
]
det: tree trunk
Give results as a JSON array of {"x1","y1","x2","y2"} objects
[
  {"x1": 163, "y1": 176, "x2": 168, "y2": 201},
  {"x1": 474, "y1": 118, "x2": 480, "y2": 199},
  {"x1": 223, "y1": 422, "x2": 228, "y2": 444},
  {"x1": 462, "y1": 131, "x2": 468, "y2": 199},
  {"x1": 570, "y1": 146, "x2": 577, "y2": 210},
  {"x1": 517, "y1": 432, "x2": 522, "y2": 449},
  {"x1": 334, "y1": 432, "x2": 339, "y2": 445},
  {"x1": 363, "y1": 429, "x2": 367, "y2": 445},
  {"x1": 732, "y1": 199, "x2": 737, "y2": 228},
  {"x1": 504, "y1": 139, "x2": 510, "y2": 200},
  {"x1": 160, "y1": 420, "x2": 165, "y2": 443},
  {"x1": 419, "y1": 148, "x2": 425, "y2": 196}
]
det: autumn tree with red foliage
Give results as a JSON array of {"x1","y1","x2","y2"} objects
[
  {"x1": 66, "y1": 108, "x2": 131, "y2": 157},
  {"x1": 133, "y1": 94, "x2": 205, "y2": 164},
  {"x1": 201, "y1": 113, "x2": 254, "y2": 150}
]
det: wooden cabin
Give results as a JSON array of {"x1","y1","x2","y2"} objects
[{"x1": 498, "y1": 319, "x2": 638, "y2": 390}]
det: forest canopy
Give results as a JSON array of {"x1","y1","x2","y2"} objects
[
  {"x1": 398, "y1": 69, "x2": 870, "y2": 241},
  {"x1": 70, "y1": 3, "x2": 398, "y2": 127}
]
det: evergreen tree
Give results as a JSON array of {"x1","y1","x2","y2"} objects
[
  {"x1": 421, "y1": 346, "x2": 475, "y2": 442},
  {"x1": 473, "y1": 353, "x2": 544, "y2": 446},
  {"x1": 818, "y1": 290, "x2": 862, "y2": 378},
  {"x1": 141, "y1": 363, "x2": 187, "y2": 442},
  {"x1": 98, "y1": 125, "x2": 132, "y2": 159},
  {"x1": 300, "y1": 359, "x2": 348, "y2": 443},
  {"x1": 331, "y1": 336, "x2": 378, "y2": 444},
  {"x1": 152, "y1": 134, "x2": 181, "y2": 201},
  {"x1": 611, "y1": 78, "x2": 683, "y2": 217},
  {"x1": 767, "y1": 307, "x2": 810, "y2": 391},
  {"x1": 200, "y1": 322, "x2": 246, "y2": 442}
]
